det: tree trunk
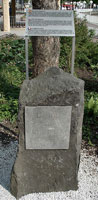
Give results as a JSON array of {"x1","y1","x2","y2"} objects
[{"x1": 32, "y1": 0, "x2": 60, "y2": 76}]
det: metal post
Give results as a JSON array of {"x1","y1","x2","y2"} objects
[
  {"x1": 25, "y1": 36, "x2": 29, "y2": 80},
  {"x1": 61, "y1": 0, "x2": 62, "y2": 10},
  {"x1": 71, "y1": 36, "x2": 75, "y2": 76}
]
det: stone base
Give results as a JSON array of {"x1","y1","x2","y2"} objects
[
  {"x1": 11, "y1": 149, "x2": 78, "y2": 199},
  {"x1": 10, "y1": 67, "x2": 84, "y2": 199}
]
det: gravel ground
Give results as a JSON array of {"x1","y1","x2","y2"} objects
[
  {"x1": 0, "y1": 140, "x2": 18, "y2": 190},
  {"x1": 0, "y1": 140, "x2": 98, "y2": 200}
]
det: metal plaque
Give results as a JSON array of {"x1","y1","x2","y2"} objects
[
  {"x1": 26, "y1": 9, "x2": 75, "y2": 36},
  {"x1": 25, "y1": 106, "x2": 72, "y2": 149}
]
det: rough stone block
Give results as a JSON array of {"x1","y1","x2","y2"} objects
[{"x1": 10, "y1": 67, "x2": 84, "y2": 199}]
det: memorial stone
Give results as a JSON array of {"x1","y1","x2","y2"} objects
[{"x1": 10, "y1": 67, "x2": 84, "y2": 199}]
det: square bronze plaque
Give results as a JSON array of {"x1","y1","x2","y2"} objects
[{"x1": 25, "y1": 106, "x2": 72, "y2": 149}]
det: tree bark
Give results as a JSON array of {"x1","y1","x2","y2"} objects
[{"x1": 32, "y1": 0, "x2": 60, "y2": 76}]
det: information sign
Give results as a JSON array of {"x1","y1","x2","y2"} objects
[
  {"x1": 25, "y1": 9, "x2": 75, "y2": 79},
  {"x1": 26, "y1": 9, "x2": 75, "y2": 37}
]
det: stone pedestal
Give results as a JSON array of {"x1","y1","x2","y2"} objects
[
  {"x1": 3, "y1": 0, "x2": 10, "y2": 32},
  {"x1": 10, "y1": 67, "x2": 84, "y2": 199}
]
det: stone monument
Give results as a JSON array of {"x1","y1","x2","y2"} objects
[{"x1": 10, "y1": 67, "x2": 84, "y2": 199}]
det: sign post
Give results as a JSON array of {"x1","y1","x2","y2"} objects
[
  {"x1": 25, "y1": 36, "x2": 29, "y2": 80},
  {"x1": 25, "y1": 9, "x2": 75, "y2": 79},
  {"x1": 71, "y1": 36, "x2": 75, "y2": 75}
]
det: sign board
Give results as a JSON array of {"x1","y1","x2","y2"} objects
[
  {"x1": 26, "y1": 9, "x2": 75, "y2": 37},
  {"x1": 25, "y1": 106, "x2": 72, "y2": 149},
  {"x1": 25, "y1": 9, "x2": 75, "y2": 79}
]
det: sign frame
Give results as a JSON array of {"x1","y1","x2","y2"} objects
[{"x1": 25, "y1": 9, "x2": 75, "y2": 79}]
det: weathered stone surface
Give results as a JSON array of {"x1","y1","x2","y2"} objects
[
  {"x1": 10, "y1": 67, "x2": 84, "y2": 199},
  {"x1": 25, "y1": 106, "x2": 72, "y2": 149}
]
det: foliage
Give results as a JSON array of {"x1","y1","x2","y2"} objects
[
  {"x1": 59, "y1": 37, "x2": 72, "y2": 72},
  {"x1": 83, "y1": 91, "x2": 98, "y2": 145},
  {"x1": 60, "y1": 17, "x2": 98, "y2": 145},
  {"x1": 0, "y1": 37, "x2": 33, "y2": 122},
  {"x1": 85, "y1": 92, "x2": 98, "y2": 116},
  {"x1": 90, "y1": 64, "x2": 98, "y2": 80},
  {"x1": 24, "y1": 0, "x2": 31, "y2": 3},
  {"x1": 0, "y1": 38, "x2": 25, "y2": 122},
  {"x1": 60, "y1": 18, "x2": 98, "y2": 71}
]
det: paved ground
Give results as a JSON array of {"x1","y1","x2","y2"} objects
[
  {"x1": 87, "y1": 22, "x2": 98, "y2": 36},
  {"x1": 0, "y1": 28, "x2": 25, "y2": 38}
]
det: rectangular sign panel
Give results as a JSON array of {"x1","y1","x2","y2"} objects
[
  {"x1": 26, "y1": 9, "x2": 75, "y2": 36},
  {"x1": 25, "y1": 106, "x2": 72, "y2": 149}
]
